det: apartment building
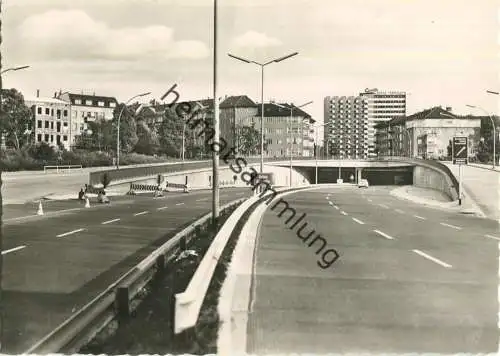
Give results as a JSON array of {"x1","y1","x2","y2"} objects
[
  {"x1": 57, "y1": 92, "x2": 117, "y2": 141},
  {"x1": 360, "y1": 88, "x2": 407, "y2": 157},
  {"x1": 25, "y1": 93, "x2": 72, "y2": 150},
  {"x1": 257, "y1": 103, "x2": 315, "y2": 157},
  {"x1": 220, "y1": 95, "x2": 258, "y2": 148},
  {"x1": 323, "y1": 95, "x2": 369, "y2": 159},
  {"x1": 375, "y1": 106, "x2": 481, "y2": 159}
]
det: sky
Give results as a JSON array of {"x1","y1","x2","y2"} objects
[{"x1": 3, "y1": 0, "x2": 499, "y2": 130}]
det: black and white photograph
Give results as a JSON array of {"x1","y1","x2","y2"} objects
[{"x1": 0, "y1": 0, "x2": 498, "y2": 354}]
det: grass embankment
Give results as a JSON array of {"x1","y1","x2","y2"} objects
[{"x1": 78, "y1": 197, "x2": 262, "y2": 355}]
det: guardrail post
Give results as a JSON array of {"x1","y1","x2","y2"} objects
[
  {"x1": 179, "y1": 236, "x2": 187, "y2": 251},
  {"x1": 115, "y1": 287, "x2": 131, "y2": 323}
]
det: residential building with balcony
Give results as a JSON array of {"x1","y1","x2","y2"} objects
[
  {"x1": 323, "y1": 95, "x2": 369, "y2": 159},
  {"x1": 375, "y1": 106, "x2": 481, "y2": 159},
  {"x1": 359, "y1": 88, "x2": 407, "y2": 157},
  {"x1": 25, "y1": 94, "x2": 72, "y2": 150},
  {"x1": 57, "y1": 92, "x2": 117, "y2": 144},
  {"x1": 256, "y1": 103, "x2": 315, "y2": 157}
]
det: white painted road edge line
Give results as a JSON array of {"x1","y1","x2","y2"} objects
[
  {"x1": 367, "y1": 198, "x2": 372, "y2": 202},
  {"x1": 395, "y1": 209, "x2": 405, "y2": 214},
  {"x1": 102, "y1": 218, "x2": 120, "y2": 225},
  {"x1": 378, "y1": 204, "x2": 389, "y2": 209},
  {"x1": 176, "y1": 203, "x2": 184, "y2": 206},
  {"x1": 2, "y1": 245, "x2": 27, "y2": 255},
  {"x1": 486, "y1": 234, "x2": 500, "y2": 241},
  {"x1": 440, "y1": 222, "x2": 462, "y2": 230},
  {"x1": 497, "y1": 241, "x2": 500, "y2": 334},
  {"x1": 412, "y1": 249, "x2": 452, "y2": 268},
  {"x1": 373, "y1": 229, "x2": 394, "y2": 240},
  {"x1": 134, "y1": 211, "x2": 149, "y2": 216},
  {"x1": 414, "y1": 215, "x2": 426, "y2": 220},
  {"x1": 340, "y1": 211, "x2": 348, "y2": 216},
  {"x1": 57, "y1": 228, "x2": 85, "y2": 238},
  {"x1": 157, "y1": 206, "x2": 168, "y2": 211},
  {"x1": 352, "y1": 217, "x2": 365, "y2": 225}
]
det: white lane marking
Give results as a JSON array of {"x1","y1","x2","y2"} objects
[
  {"x1": 134, "y1": 211, "x2": 149, "y2": 216},
  {"x1": 102, "y1": 218, "x2": 120, "y2": 225},
  {"x1": 440, "y1": 222, "x2": 462, "y2": 230},
  {"x1": 196, "y1": 198, "x2": 205, "y2": 201},
  {"x1": 328, "y1": 201, "x2": 333, "y2": 205},
  {"x1": 340, "y1": 211, "x2": 348, "y2": 216},
  {"x1": 352, "y1": 217, "x2": 365, "y2": 225},
  {"x1": 2, "y1": 245, "x2": 27, "y2": 255},
  {"x1": 57, "y1": 228, "x2": 85, "y2": 238},
  {"x1": 326, "y1": 196, "x2": 330, "y2": 200},
  {"x1": 333, "y1": 205, "x2": 339, "y2": 210},
  {"x1": 395, "y1": 209, "x2": 405, "y2": 214},
  {"x1": 157, "y1": 206, "x2": 168, "y2": 211},
  {"x1": 414, "y1": 215, "x2": 426, "y2": 220},
  {"x1": 486, "y1": 234, "x2": 500, "y2": 241},
  {"x1": 367, "y1": 198, "x2": 373, "y2": 202},
  {"x1": 378, "y1": 204, "x2": 389, "y2": 209},
  {"x1": 373, "y1": 229, "x2": 394, "y2": 240},
  {"x1": 412, "y1": 249, "x2": 452, "y2": 268},
  {"x1": 175, "y1": 203, "x2": 185, "y2": 206}
]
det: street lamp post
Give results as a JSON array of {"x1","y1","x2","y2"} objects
[
  {"x1": 228, "y1": 52, "x2": 299, "y2": 173},
  {"x1": 116, "y1": 92, "x2": 150, "y2": 169},
  {"x1": 273, "y1": 101, "x2": 313, "y2": 186},
  {"x1": 313, "y1": 122, "x2": 329, "y2": 184},
  {"x1": 467, "y1": 103, "x2": 496, "y2": 168}
]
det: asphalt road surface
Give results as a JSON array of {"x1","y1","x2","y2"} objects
[
  {"x1": 2, "y1": 187, "x2": 252, "y2": 354},
  {"x1": 247, "y1": 185, "x2": 499, "y2": 354}
]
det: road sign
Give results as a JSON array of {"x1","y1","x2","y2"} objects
[{"x1": 452, "y1": 136, "x2": 468, "y2": 165}]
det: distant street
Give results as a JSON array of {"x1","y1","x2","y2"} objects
[
  {"x1": 247, "y1": 186, "x2": 498, "y2": 354},
  {"x1": 2, "y1": 187, "x2": 252, "y2": 354}
]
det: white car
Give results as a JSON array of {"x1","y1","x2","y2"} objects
[{"x1": 358, "y1": 179, "x2": 369, "y2": 188}]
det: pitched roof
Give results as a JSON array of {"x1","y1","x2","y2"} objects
[
  {"x1": 375, "y1": 106, "x2": 478, "y2": 129},
  {"x1": 257, "y1": 103, "x2": 313, "y2": 120},
  {"x1": 220, "y1": 95, "x2": 257, "y2": 108},
  {"x1": 66, "y1": 93, "x2": 118, "y2": 104}
]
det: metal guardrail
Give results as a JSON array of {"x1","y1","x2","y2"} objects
[
  {"x1": 44, "y1": 165, "x2": 83, "y2": 173},
  {"x1": 23, "y1": 198, "x2": 246, "y2": 355}
]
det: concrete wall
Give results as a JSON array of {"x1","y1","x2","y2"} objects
[
  {"x1": 413, "y1": 165, "x2": 456, "y2": 201},
  {"x1": 130, "y1": 163, "x2": 311, "y2": 190}
]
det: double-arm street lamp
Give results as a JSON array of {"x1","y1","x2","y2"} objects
[
  {"x1": 467, "y1": 101, "x2": 496, "y2": 168},
  {"x1": 1, "y1": 65, "x2": 29, "y2": 75},
  {"x1": 273, "y1": 101, "x2": 313, "y2": 186},
  {"x1": 227, "y1": 51, "x2": 299, "y2": 173},
  {"x1": 116, "y1": 92, "x2": 151, "y2": 169}
]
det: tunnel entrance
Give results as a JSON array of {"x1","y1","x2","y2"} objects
[{"x1": 295, "y1": 166, "x2": 413, "y2": 185}]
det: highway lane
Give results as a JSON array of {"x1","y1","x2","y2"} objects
[
  {"x1": 2, "y1": 187, "x2": 251, "y2": 354},
  {"x1": 247, "y1": 186, "x2": 498, "y2": 354}
]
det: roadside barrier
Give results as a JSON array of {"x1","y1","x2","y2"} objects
[
  {"x1": 173, "y1": 186, "x2": 309, "y2": 337},
  {"x1": 23, "y1": 198, "x2": 246, "y2": 355},
  {"x1": 127, "y1": 183, "x2": 161, "y2": 195}
]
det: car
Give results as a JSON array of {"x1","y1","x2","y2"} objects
[{"x1": 358, "y1": 179, "x2": 369, "y2": 188}]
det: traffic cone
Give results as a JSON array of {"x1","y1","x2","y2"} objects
[
  {"x1": 37, "y1": 201, "x2": 44, "y2": 215},
  {"x1": 85, "y1": 197, "x2": 90, "y2": 208}
]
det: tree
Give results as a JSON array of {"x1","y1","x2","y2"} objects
[
  {"x1": 0, "y1": 88, "x2": 33, "y2": 150},
  {"x1": 157, "y1": 107, "x2": 183, "y2": 157},
  {"x1": 135, "y1": 120, "x2": 160, "y2": 155},
  {"x1": 236, "y1": 123, "x2": 262, "y2": 155},
  {"x1": 113, "y1": 104, "x2": 138, "y2": 153}
]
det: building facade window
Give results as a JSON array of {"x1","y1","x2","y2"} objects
[
  {"x1": 37, "y1": 134, "x2": 42, "y2": 142},
  {"x1": 37, "y1": 107, "x2": 42, "y2": 115}
]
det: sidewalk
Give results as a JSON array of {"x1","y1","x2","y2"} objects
[{"x1": 442, "y1": 162, "x2": 499, "y2": 221}]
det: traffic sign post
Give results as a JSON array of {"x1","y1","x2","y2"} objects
[{"x1": 452, "y1": 136, "x2": 468, "y2": 205}]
